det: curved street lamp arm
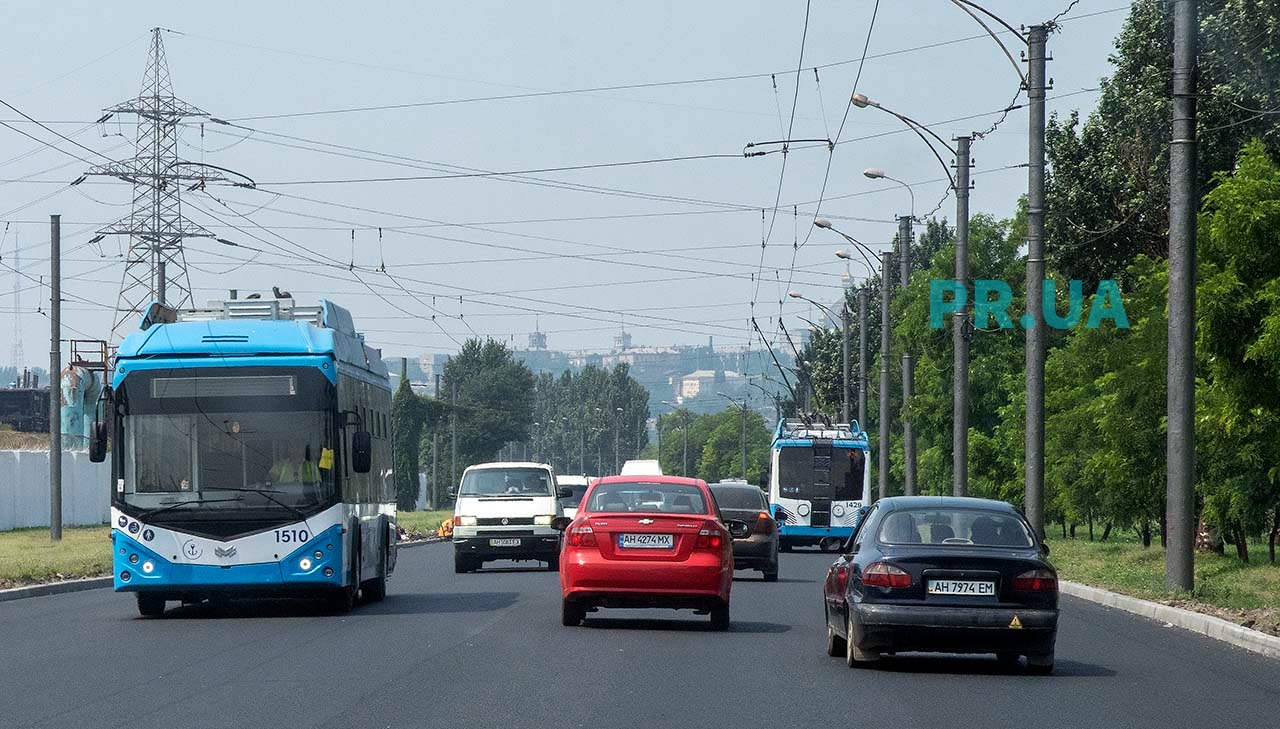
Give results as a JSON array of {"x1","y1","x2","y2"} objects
[
  {"x1": 879, "y1": 109, "x2": 957, "y2": 191},
  {"x1": 953, "y1": 0, "x2": 1029, "y2": 45},
  {"x1": 948, "y1": 0, "x2": 1028, "y2": 85}
]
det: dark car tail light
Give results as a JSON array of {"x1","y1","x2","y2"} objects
[
  {"x1": 567, "y1": 525, "x2": 596, "y2": 547},
  {"x1": 755, "y1": 511, "x2": 775, "y2": 534},
  {"x1": 696, "y1": 522, "x2": 725, "y2": 550},
  {"x1": 1013, "y1": 569, "x2": 1057, "y2": 591},
  {"x1": 863, "y1": 562, "x2": 911, "y2": 589}
]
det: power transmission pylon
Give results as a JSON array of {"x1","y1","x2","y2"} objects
[
  {"x1": 9, "y1": 227, "x2": 23, "y2": 370},
  {"x1": 87, "y1": 28, "x2": 224, "y2": 338}
]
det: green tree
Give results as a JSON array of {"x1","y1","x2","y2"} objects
[
  {"x1": 442, "y1": 338, "x2": 535, "y2": 475},
  {"x1": 1196, "y1": 140, "x2": 1280, "y2": 561},
  {"x1": 1046, "y1": 0, "x2": 1280, "y2": 285}
]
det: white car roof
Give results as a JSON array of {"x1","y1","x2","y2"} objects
[
  {"x1": 463, "y1": 461, "x2": 553, "y2": 473},
  {"x1": 619, "y1": 459, "x2": 663, "y2": 476}
]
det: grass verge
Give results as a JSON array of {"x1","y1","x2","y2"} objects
[
  {"x1": 397, "y1": 509, "x2": 453, "y2": 538},
  {"x1": 1047, "y1": 532, "x2": 1280, "y2": 635},
  {"x1": 0, "y1": 526, "x2": 111, "y2": 589}
]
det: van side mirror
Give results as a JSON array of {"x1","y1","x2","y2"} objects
[
  {"x1": 550, "y1": 516, "x2": 573, "y2": 531},
  {"x1": 557, "y1": 486, "x2": 574, "y2": 499},
  {"x1": 88, "y1": 421, "x2": 108, "y2": 463},
  {"x1": 352, "y1": 431, "x2": 372, "y2": 473}
]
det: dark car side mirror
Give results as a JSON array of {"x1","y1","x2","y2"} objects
[
  {"x1": 88, "y1": 421, "x2": 108, "y2": 463},
  {"x1": 557, "y1": 486, "x2": 574, "y2": 499},
  {"x1": 352, "y1": 431, "x2": 372, "y2": 473},
  {"x1": 725, "y1": 520, "x2": 750, "y2": 539},
  {"x1": 550, "y1": 516, "x2": 573, "y2": 531},
  {"x1": 1040, "y1": 542, "x2": 1050, "y2": 556}
]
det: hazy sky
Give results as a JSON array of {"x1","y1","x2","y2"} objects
[{"x1": 0, "y1": 1, "x2": 1130, "y2": 368}]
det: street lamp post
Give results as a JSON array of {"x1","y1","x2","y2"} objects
[
  {"x1": 864, "y1": 167, "x2": 926, "y2": 497},
  {"x1": 788, "y1": 290, "x2": 849, "y2": 428},
  {"x1": 718, "y1": 393, "x2": 749, "y2": 480},
  {"x1": 614, "y1": 406, "x2": 623, "y2": 475}
]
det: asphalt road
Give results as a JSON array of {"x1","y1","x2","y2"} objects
[{"x1": 3, "y1": 545, "x2": 1278, "y2": 729}]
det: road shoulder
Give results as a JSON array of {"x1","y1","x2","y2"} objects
[{"x1": 1061, "y1": 580, "x2": 1280, "y2": 659}]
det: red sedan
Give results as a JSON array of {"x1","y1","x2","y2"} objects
[{"x1": 554, "y1": 475, "x2": 747, "y2": 630}]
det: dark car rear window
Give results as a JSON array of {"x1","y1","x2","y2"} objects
[
  {"x1": 586, "y1": 482, "x2": 709, "y2": 514},
  {"x1": 710, "y1": 486, "x2": 766, "y2": 511},
  {"x1": 878, "y1": 508, "x2": 1035, "y2": 548}
]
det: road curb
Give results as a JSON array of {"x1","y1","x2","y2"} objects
[
  {"x1": 398, "y1": 537, "x2": 446, "y2": 550},
  {"x1": 1060, "y1": 580, "x2": 1280, "y2": 659},
  {"x1": 0, "y1": 576, "x2": 112, "y2": 603}
]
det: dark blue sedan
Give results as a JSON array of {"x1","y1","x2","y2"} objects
[{"x1": 822, "y1": 496, "x2": 1058, "y2": 673}]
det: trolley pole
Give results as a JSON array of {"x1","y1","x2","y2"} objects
[
  {"x1": 49, "y1": 214, "x2": 62, "y2": 542},
  {"x1": 898, "y1": 215, "x2": 917, "y2": 496},
  {"x1": 953, "y1": 135, "x2": 972, "y2": 497},
  {"x1": 1166, "y1": 0, "x2": 1198, "y2": 592}
]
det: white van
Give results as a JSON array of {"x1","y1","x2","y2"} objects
[
  {"x1": 555, "y1": 474, "x2": 592, "y2": 519},
  {"x1": 451, "y1": 462, "x2": 562, "y2": 573}
]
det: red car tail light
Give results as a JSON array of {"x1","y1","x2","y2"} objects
[
  {"x1": 862, "y1": 562, "x2": 911, "y2": 589},
  {"x1": 1013, "y1": 569, "x2": 1057, "y2": 591},
  {"x1": 567, "y1": 525, "x2": 596, "y2": 547},
  {"x1": 696, "y1": 522, "x2": 724, "y2": 550},
  {"x1": 755, "y1": 511, "x2": 775, "y2": 534}
]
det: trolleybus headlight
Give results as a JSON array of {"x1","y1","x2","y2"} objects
[
  {"x1": 533, "y1": 515, "x2": 553, "y2": 526},
  {"x1": 797, "y1": 503, "x2": 811, "y2": 516},
  {"x1": 314, "y1": 550, "x2": 324, "y2": 560},
  {"x1": 128, "y1": 553, "x2": 139, "y2": 564},
  {"x1": 832, "y1": 504, "x2": 845, "y2": 518},
  {"x1": 299, "y1": 558, "x2": 313, "y2": 571},
  {"x1": 141, "y1": 561, "x2": 154, "y2": 574},
  {"x1": 120, "y1": 571, "x2": 131, "y2": 582}
]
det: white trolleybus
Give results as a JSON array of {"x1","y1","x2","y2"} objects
[
  {"x1": 768, "y1": 419, "x2": 871, "y2": 552},
  {"x1": 90, "y1": 298, "x2": 396, "y2": 616}
]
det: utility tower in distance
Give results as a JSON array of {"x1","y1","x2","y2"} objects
[
  {"x1": 9, "y1": 229, "x2": 23, "y2": 370},
  {"x1": 87, "y1": 28, "x2": 224, "y2": 338}
]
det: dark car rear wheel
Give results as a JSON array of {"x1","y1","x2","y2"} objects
[
  {"x1": 845, "y1": 614, "x2": 879, "y2": 667},
  {"x1": 561, "y1": 598, "x2": 585, "y2": 627},
  {"x1": 825, "y1": 610, "x2": 846, "y2": 657},
  {"x1": 546, "y1": 556, "x2": 560, "y2": 572},
  {"x1": 710, "y1": 603, "x2": 730, "y2": 631},
  {"x1": 761, "y1": 566, "x2": 779, "y2": 582}
]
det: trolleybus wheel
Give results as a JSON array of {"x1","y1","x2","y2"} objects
[
  {"x1": 361, "y1": 531, "x2": 389, "y2": 602},
  {"x1": 136, "y1": 593, "x2": 166, "y2": 618}
]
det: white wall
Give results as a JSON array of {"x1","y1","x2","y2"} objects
[{"x1": 0, "y1": 450, "x2": 111, "y2": 530}]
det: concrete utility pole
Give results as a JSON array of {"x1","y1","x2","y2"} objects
[
  {"x1": 740, "y1": 401, "x2": 747, "y2": 479},
  {"x1": 450, "y1": 380, "x2": 458, "y2": 492},
  {"x1": 49, "y1": 214, "x2": 62, "y2": 542},
  {"x1": 682, "y1": 414, "x2": 689, "y2": 478},
  {"x1": 1166, "y1": 0, "x2": 1198, "y2": 592},
  {"x1": 431, "y1": 373, "x2": 440, "y2": 505},
  {"x1": 953, "y1": 135, "x2": 972, "y2": 497},
  {"x1": 878, "y1": 251, "x2": 892, "y2": 501},
  {"x1": 841, "y1": 301, "x2": 851, "y2": 425},
  {"x1": 897, "y1": 215, "x2": 917, "y2": 496},
  {"x1": 156, "y1": 261, "x2": 166, "y2": 306},
  {"x1": 1024, "y1": 24, "x2": 1049, "y2": 539},
  {"x1": 857, "y1": 287, "x2": 868, "y2": 430}
]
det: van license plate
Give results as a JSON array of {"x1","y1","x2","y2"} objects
[
  {"x1": 488, "y1": 538, "x2": 521, "y2": 547},
  {"x1": 927, "y1": 579, "x2": 995, "y2": 596},
  {"x1": 619, "y1": 533, "x2": 674, "y2": 549}
]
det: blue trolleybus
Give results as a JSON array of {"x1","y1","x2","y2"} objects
[
  {"x1": 768, "y1": 419, "x2": 871, "y2": 551},
  {"x1": 91, "y1": 298, "x2": 396, "y2": 616}
]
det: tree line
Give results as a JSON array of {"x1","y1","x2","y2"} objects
[{"x1": 798, "y1": 0, "x2": 1280, "y2": 562}]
